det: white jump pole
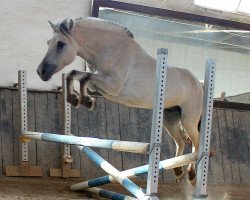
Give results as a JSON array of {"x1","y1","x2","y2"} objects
[
  {"x1": 70, "y1": 153, "x2": 197, "y2": 191},
  {"x1": 22, "y1": 131, "x2": 149, "y2": 154}
]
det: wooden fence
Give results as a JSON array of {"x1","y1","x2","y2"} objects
[{"x1": 0, "y1": 88, "x2": 249, "y2": 184}]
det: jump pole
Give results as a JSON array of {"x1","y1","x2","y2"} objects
[
  {"x1": 70, "y1": 153, "x2": 197, "y2": 191},
  {"x1": 85, "y1": 187, "x2": 137, "y2": 200},
  {"x1": 75, "y1": 145, "x2": 147, "y2": 199},
  {"x1": 49, "y1": 74, "x2": 80, "y2": 178},
  {"x1": 22, "y1": 131, "x2": 149, "y2": 154},
  {"x1": 5, "y1": 70, "x2": 43, "y2": 177}
]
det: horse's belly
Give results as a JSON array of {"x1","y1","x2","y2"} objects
[
  {"x1": 114, "y1": 77, "x2": 169, "y2": 108},
  {"x1": 112, "y1": 86, "x2": 178, "y2": 109},
  {"x1": 101, "y1": 92, "x2": 153, "y2": 108}
]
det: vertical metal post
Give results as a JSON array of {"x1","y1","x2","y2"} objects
[
  {"x1": 194, "y1": 59, "x2": 216, "y2": 199},
  {"x1": 49, "y1": 74, "x2": 79, "y2": 178},
  {"x1": 19, "y1": 70, "x2": 28, "y2": 162},
  {"x1": 5, "y1": 70, "x2": 42, "y2": 177},
  {"x1": 62, "y1": 74, "x2": 71, "y2": 158},
  {"x1": 146, "y1": 48, "x2": 168, "y2": 199}
]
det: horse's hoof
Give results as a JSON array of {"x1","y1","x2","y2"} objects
[
  {"x1": 175, "y1": 171, "x2": 185, "y2": 182},
  {"x1": 88, "y1": 98, "x2": 96, "y2": 110},
  {"x1": 174, "y1": 167, "x2": 185, "y2": 181},
  {"x1": 80, "y1": 96, "x2": 96, "y2": 110},
  {"x1": 188, "y1": 170, "x2": 196, "y2": 185},
  {"x1": 67, "y1": 94, "x2": 80, "y2": 107},
  {"x1": 188, "y1": 176, "x2": 196, "y2": 185}
]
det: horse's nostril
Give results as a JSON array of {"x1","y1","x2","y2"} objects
[{"x1": 42, "y1": 68, "x2": 47, "y2": 75}]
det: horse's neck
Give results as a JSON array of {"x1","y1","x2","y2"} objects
[{"x1": 74, "y1": 24, "x2": 124, "y2": 66}]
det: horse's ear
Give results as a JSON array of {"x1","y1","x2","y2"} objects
[
  {"x1": 60, "y1": 18, "x2": 74, "y2": 34},
  {"x1": 48, "y1": 21, "x2": 58, "y2": 32}
]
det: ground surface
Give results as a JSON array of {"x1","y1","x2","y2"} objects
[{"x1": 0, "y1": 177, "x2": 249, "y2": 200}]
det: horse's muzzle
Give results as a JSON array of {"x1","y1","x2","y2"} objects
[{"x1": 37, "y1": 62, "x2": 55, "y2": 81}]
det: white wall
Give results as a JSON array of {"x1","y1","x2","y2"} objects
[{"x1": 0, "y1": 0, "x2": 92, "y2": 90}]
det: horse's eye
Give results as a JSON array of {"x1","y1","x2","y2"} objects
[{"x1": 57, "y1": 41, "x2": 66, "y2": 49}]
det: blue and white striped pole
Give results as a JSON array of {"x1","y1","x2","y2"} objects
[
  {"x1": 70, "y1": 153, "x2": 197, "y2": 191},
  {"x1": 22, "y1": 131, "x2": 149, "y2": 154},
  {"x1": 77, "y1": 145, "x2": 147, "y2": 200}
]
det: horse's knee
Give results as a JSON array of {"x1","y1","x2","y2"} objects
[{"x1": 66, "y1": 70, "x2": 78, "y2": 81}]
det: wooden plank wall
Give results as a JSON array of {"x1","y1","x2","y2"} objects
[{"x1": 0, "y1": 88, "x2": 249, "y2": 185}]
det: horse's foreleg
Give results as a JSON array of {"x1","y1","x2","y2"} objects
[
  {"x1": 79, "y1": 76, "x2": 96, "y2": 110},
  {"x1": 66, "y1": 70, "x2": 90, "y2": 107}
]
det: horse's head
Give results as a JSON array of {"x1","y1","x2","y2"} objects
[{"x1": 37, "y1": 18, "x2": 78, "y2": 81}]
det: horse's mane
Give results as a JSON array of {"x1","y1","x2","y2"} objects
[{"x1": 75, "y1": 17, "x2": 134, "y2": 39}]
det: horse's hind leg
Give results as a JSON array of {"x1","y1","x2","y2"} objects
[
  {"x1": 163, "y1": 108, "x2": 187, "y2": 180},
  {"x1": 180, "y1": 104, "x2": 201, "y2": 185}
]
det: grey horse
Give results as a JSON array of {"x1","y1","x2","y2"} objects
[{"x1": 37, "y1": 18, "x2": 203, "y2": 184}]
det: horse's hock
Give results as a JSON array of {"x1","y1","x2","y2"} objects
[{"x1": 0, "y1": 50, "x2": 249, "y2": 199}]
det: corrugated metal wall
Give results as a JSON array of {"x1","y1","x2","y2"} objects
[{"x1": 0, "y1": 88, "x2": 249, "y2": 184}]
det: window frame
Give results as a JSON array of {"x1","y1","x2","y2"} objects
[{"x1": 92, "y1": 0, "x2": 250, "y2": 30}]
